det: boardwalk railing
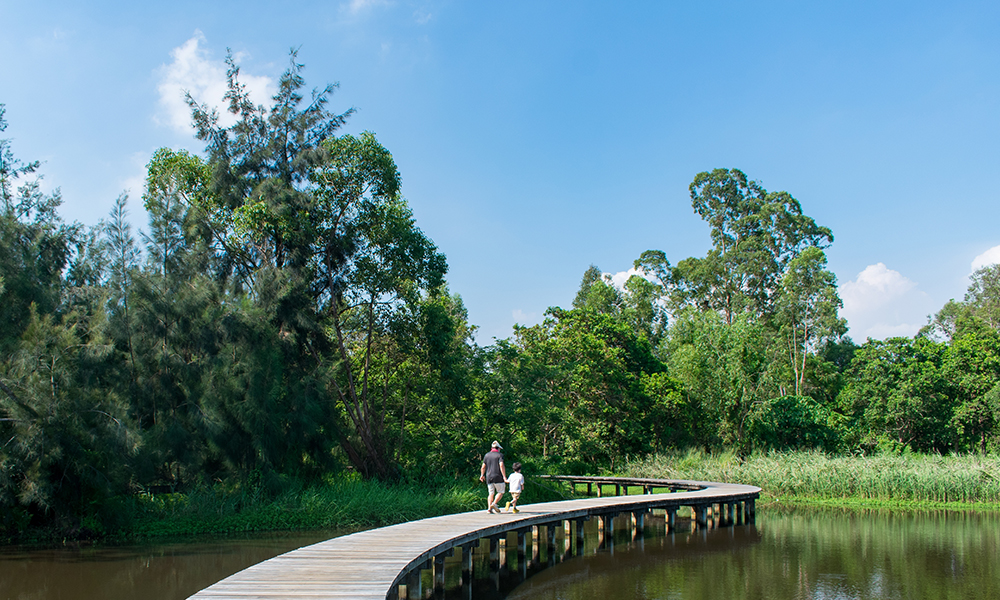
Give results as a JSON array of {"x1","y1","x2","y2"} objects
[
  {"x1": 535, "y1": 474, "x2": 706, "y2": 496},
  {"x1": 188, "y1": 476, "x2": 760, "y2": 600}
]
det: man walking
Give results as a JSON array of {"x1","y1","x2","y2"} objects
[{"x1": 479, "y1": 440, "x2": 507, "y2": 514}]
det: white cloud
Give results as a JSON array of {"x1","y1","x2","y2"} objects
[
  {"x1": 608, "y1": 268, "x2": 638, "y2": 289},
  {"x1": 840, "y1": 263, "x2": 915, "y2": 313},
  {"x1": 839, "y1": 263, "x2": 934, "y2": 341},
  {"x1": 606, "y1": 267, "x2": 661, "y2": 290},
  {"x1": 155, "y1": 32, "x2": 274, "y2": 134},
  {"x1": 971, "y1": 245, "x2": 1000, "y2": 272}
]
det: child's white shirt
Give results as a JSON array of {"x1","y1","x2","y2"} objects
[{"x1": 507, "y1": 472, "x2": 525, "y2": 493}]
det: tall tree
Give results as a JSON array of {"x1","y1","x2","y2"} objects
[
  {"x1": 187, "y1": 48, "x2": 353, "y2": 288},
  {"x1": 965, "y1": 264, "x2": 1000, "y2": 332},
  {"x1": 310, "y1": 133, "x2": 447, "y2": 479},
  {"x1": 0, "y1": 106, "x2": 76, "y2": 351},
  {"x1": 673, "y1": 168, "x2": 833, "y2": 323},
  {"x1": 774, "y1": 247, "x2": 847, "y2": 395}
]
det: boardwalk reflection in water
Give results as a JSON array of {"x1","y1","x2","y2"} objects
[
  {"x1": 503, "y1": 508, "x2": 1000, "y2": 600},
  {"x1": 442, "y1": 510, "x2": 751, "y2": 600}
]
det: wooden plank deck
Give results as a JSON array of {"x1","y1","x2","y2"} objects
[{"x1": 188, "y1": 479, "x2": 760, "y2": 600}]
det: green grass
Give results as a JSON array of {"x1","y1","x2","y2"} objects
[
  {"x1": 623, "y1": 449, "x2": 1000, "y2": 510},
  {"x1": 120, "y1": 477, "x2": 484, "y2": 540}
]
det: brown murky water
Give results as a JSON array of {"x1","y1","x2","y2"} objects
[
  {"x1": 2, "y1": 509, "x2": 998, "y2": 600},
  {"x1": 0, "y1": 530, "x2": 346, "y2": 600}
]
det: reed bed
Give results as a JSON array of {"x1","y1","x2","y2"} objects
[{"x1": 624, "y1": 450, "x2": 1000, "y2": 505}]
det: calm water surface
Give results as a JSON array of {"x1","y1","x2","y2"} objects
[
  {"x1": 0, "y1": 529, "x2": 346, "y2": 600},
  {"x1": 509, "y1": 508, "x2": 1000, "y2": 600},
  {"x1": 2, "y1": 509, "x2": 999, "y2": 600}
]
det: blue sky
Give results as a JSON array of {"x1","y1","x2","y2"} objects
[{"x1": 2, "y1": 0, "x2": 999, "y2": 342}]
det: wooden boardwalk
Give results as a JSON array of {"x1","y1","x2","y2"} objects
[{"x1": 188, "y1": 478, "x2": 760, "y2": 600}]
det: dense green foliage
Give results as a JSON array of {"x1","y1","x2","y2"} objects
[{"x1": 3, "y1": 54, "x2": 1000, "y2": 541}]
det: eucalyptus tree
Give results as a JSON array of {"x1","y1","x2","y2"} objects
[
  {"x1": 670, "y1": 169, "x2": 833, "y2": 324},
  {"x1": 666, "y1": 308, "x2": 779, "y2": 450},
  {"x1": 965, "y1": 264, "x2": 1000, "y2": 332},
  {"x1": 308, "y1": 132, "x2": 447, "y2": 479},
  {"x1": 774, "y1": 247, "x2": 846, "y2": 395}
]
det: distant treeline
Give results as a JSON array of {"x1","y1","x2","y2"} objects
[{"x1": 2, "y1": 52, "x2": 999, "y2": 537}]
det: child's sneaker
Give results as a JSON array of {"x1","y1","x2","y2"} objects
[
  {"x1": 504, "y1": 501, "x2": 511, "y2": 512},
  {"x1": 512, "y1": 507, "x2": 519, "y2": 513}
]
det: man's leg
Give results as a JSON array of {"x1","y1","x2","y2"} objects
[{"x1": 490, "y1": 483, "x2": 505, "y2": 512}]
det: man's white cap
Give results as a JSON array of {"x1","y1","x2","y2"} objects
[{"x1": 492, "y1": 440, "x2": 503, "y2": 449}]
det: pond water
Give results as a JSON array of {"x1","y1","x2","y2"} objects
[
  {"x1": 507, "y1": 508, "x2": 1000, "y2": 600},
  {"x1": 1, "y1": 508, "x2": 998, "y2": 600}
]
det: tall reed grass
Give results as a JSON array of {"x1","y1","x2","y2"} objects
[{"x1": 624, "y1": 450, "x2": 1000, "y2": 505}]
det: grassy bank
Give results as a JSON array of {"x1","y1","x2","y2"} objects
[
  {"x1": 8, "y1": 474, "x2": 567, "y2": 545},
  {"x1": 624, "y1": 450, "x2": 1000, "y2": 510},
  {"x1": 123, "y1": 478, "x2": 481, "y2": 540}
]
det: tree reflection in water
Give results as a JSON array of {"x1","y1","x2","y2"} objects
[{"x1": 504, "y1": 508, "x2": 1000, "y2": 600}]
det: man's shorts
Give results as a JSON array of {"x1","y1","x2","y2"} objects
[{"x1": 488, "y1": 482, "x2": 506, "y2": 495}]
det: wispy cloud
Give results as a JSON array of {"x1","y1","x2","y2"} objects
[
  {"x1": 155, "y1": 32, "x2": 274, "y2": 134},
  {"x1": 840, "y1": 263, "x2": 933, "y2": 341},
  {"x1": 414, "y1": 8, "x2": 433, "y2": 24},
  {"x1": 342, "y1": 0, "x2": 393, "y2": 16}
]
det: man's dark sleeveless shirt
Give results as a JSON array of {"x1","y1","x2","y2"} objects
[{"x1": 483, "y1": 450, "x2": 504, "y2": 484}]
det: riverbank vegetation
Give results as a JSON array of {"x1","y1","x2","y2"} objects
[
  {"x1": 626, "y1": 450, "x2": 1000, "y2": 507},
  {"x1": 3, "y1": 51, "x2": 1000, "y2": 542}
]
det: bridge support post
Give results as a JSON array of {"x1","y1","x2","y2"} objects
[
  {"x1": 406, "y1": 567, "x2": 422, "y2": 600},
  {"x1": 546, "y1": 523, "x2": 557, "y2": 566},
  {"x1": 433, "y1": 554, "x2": 446, "y2": 595},
  {"x1": 489, "y1": 536, "x2": 499, "y2": 570},
  {"x1": 516, "y1": 530, "x2": 527, "y2": 580},
  {"x1": 694, "y1": 504, "x2": 708, "y2": 529},
  {"x1": 460, "y1": 542, "x2": 476, "y2": 584},
  {"x1": 666, "y1": 507, "x2": 677, "y2": 532},
  {"x1": 632, "y1": 511, "x2": 645, "y2": 540},
  {"x1": 748, "y1": 498, "x2": 756, "y2": 524},
  {"x1": 575, "y1": 518, "x2": 586, "y2": 555}
]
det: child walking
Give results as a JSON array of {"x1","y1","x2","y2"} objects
[{"x1": 505, "y1": 463, "x2": 525, "y2": 513}]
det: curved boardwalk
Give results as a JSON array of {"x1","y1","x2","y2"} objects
[{"x1": 188, "y1": 477, "x2": 760, "y2": 600}]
